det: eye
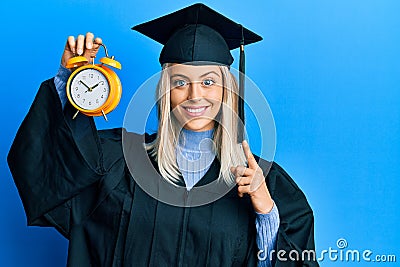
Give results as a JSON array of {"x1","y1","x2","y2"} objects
[
  {"x1": 173, "y1": 79, "x2": 188, "y2": 88},
  {"x1": 202, "y1": 79, "x2": 215, "y2": 87}
]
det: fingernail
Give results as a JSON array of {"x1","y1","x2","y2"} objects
[
  {"x1": 87, "y1": 43, "x2": 92, "y2": 49},
  {"x1": 77, "y1": 49, "x2": 83, "y2": 55}
]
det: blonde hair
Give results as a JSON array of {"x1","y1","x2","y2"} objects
[{"x1": 146, "y1": 63, "x2": 247, "y2": 186}]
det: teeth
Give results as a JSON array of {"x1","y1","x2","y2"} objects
[{"x1": 186, "y1": 107, "x2": 206, "y2": 113}]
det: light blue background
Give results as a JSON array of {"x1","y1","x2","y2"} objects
[{"x1": 1, "y1": 0, "x2": 399, "y2": 266}]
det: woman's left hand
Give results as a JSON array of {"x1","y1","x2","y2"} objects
[{"x1": 230, "y1": 140, "x2": 274, "y2": 214}]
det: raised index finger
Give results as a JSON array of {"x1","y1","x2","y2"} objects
[{"x1": 242, "y1": 140, "x2": 258, "y2": 169}]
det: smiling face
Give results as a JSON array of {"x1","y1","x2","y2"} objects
[{"x1": 169, "y1": 64, "x2": 223, "y2": 132}]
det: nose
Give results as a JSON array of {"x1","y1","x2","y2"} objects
[{"x1": 187, "y1": 82, "x2": 202, "y2": 101}]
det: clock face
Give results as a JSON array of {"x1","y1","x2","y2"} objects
[{"x1": 70, "y1": 68, "x2": 110, "y2": 110}]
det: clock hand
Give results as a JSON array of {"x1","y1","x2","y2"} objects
[
  {"x1": 91, "y1": 80, "x2": 105, "y2": 90},
  {"x1": 80, "y1": 80, "x2": 92, "y2": 92},
  {"x1": 91, "y1": 82, "x2": 101, "y2": 90}
]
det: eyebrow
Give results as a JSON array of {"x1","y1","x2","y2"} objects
[
  {"x1": 170, "y1": 71, "x2": 221, "y2": 79},
  {"x1": 199, "y1": 71, "x2": 220, "y2": 78},
  {"x1": 170, "y1": 73, "x2": 189, "y2": 80}
]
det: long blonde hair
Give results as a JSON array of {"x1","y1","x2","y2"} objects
[{"x1": 146, "y1": 63, "x2": 247, "y2": 186}]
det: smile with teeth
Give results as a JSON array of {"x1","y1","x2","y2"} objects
[{"x1": 183, "y1": 106, "x2": 209, "y2": 116}]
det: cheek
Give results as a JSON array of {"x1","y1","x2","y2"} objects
[
  {"x1": 170, "y1": 89, "x2": 184, "y2": 109},
  {"x1": 208, "y1": 87, "x2": 223, "y2": 106}
]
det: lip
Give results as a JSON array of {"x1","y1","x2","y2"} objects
[{"x1": 182, "y1": 105, "x2": 210, "y2": 117}]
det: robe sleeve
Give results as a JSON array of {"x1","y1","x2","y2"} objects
[
  {"x1": 267, "y1": 162, "x2": 319, "y2": 267},
  {"x1": 53, "y1": 64, "x2": 71, "y2": 108},
  {"x1": 7, "y1": 78, "x2": 104, "y2": 238}
]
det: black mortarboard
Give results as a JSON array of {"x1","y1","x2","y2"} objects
[{"x1": 132, "y1": 3, "x2": 263, "y2": 142}]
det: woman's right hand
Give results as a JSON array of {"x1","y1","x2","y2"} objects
[{"x1": 61, "y1": 32, "x2": 103, "y2": 68}]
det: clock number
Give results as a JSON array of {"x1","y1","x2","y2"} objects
[
  {"x1": 78, "y1": 81, "x2": 81, "y2": 85},
  {"x1": 82, "y1": 75, "x2": 86, "y2": 80},
  {"x1": 101, "y1": 95, "x2": 104, "y2": 98},
  {"x1": 83, "y1": 99, "x2": 86, "y2": 103},
  {"x1": 89, "y1": 101, "x2": 91, "y2": 106},
  {"x1": 75, "y1": 87, "x2": 78, "y2": 91},
  {"x1": 103, "y1": 88, "x2": 106, "y2": 92},
  {"x1": 89, "y1": 74, "x2": 94, "y2": 79},
  {"x1": 77, "y1": 94, "x2": 80, "y2": 98},
  {"x1": 100, "y1": 81, "x2": 104, "y2": 85},
  {"x1": 96, "y1": 99, "x2": 99, "y2": 103}
]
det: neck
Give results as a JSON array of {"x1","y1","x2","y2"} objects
[{"x1": 179, "y1": 128, "x2": 215, "y2": 151}]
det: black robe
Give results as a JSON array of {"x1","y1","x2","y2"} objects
[{"x1": 7, "y1": 78, "x2": 318, "y2": 267}]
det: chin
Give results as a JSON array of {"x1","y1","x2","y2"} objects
[{"x1": 183, "y1": 118, "x2": 214, "y2": 132}]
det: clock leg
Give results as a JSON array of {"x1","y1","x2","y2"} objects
[
  {"x1": 101, "y1": 110, "x2": 108, "y2": 121},
  {"x1": 72, "y1": 110, "x2": 80, "y2": 120}
]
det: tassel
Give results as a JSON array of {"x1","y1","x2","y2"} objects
[{"x1": 238, "y1": 25, "x2": 245, "y2": 143}]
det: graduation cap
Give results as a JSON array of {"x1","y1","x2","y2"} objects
[{"x1": 132, "y1": 3, "x2": 262, "y2": 142}]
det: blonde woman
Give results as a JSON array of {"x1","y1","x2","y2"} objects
[{"x1": 8, "y1": 4, "x2": 317, "y2": 267}]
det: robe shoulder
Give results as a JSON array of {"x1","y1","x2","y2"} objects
[{"x1": 269, "y1": 162, "x2": 312, "y2": 208}]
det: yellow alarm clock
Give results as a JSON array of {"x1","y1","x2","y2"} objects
[{"x1": 65, "y1": 43, "x2": 122, "y2": 121}]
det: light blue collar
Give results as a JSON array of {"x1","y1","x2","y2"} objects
[{"x1": 178, "y1": 128, "x2": 215, "y2": 151}]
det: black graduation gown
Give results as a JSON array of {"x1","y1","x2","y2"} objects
[{"x1": 7, "y1": 78, "x2": 319, "y2": 267}]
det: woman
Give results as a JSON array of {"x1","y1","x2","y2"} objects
[{"x1": 8, "y1": 3, "x2": 317, "y2": 267}]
